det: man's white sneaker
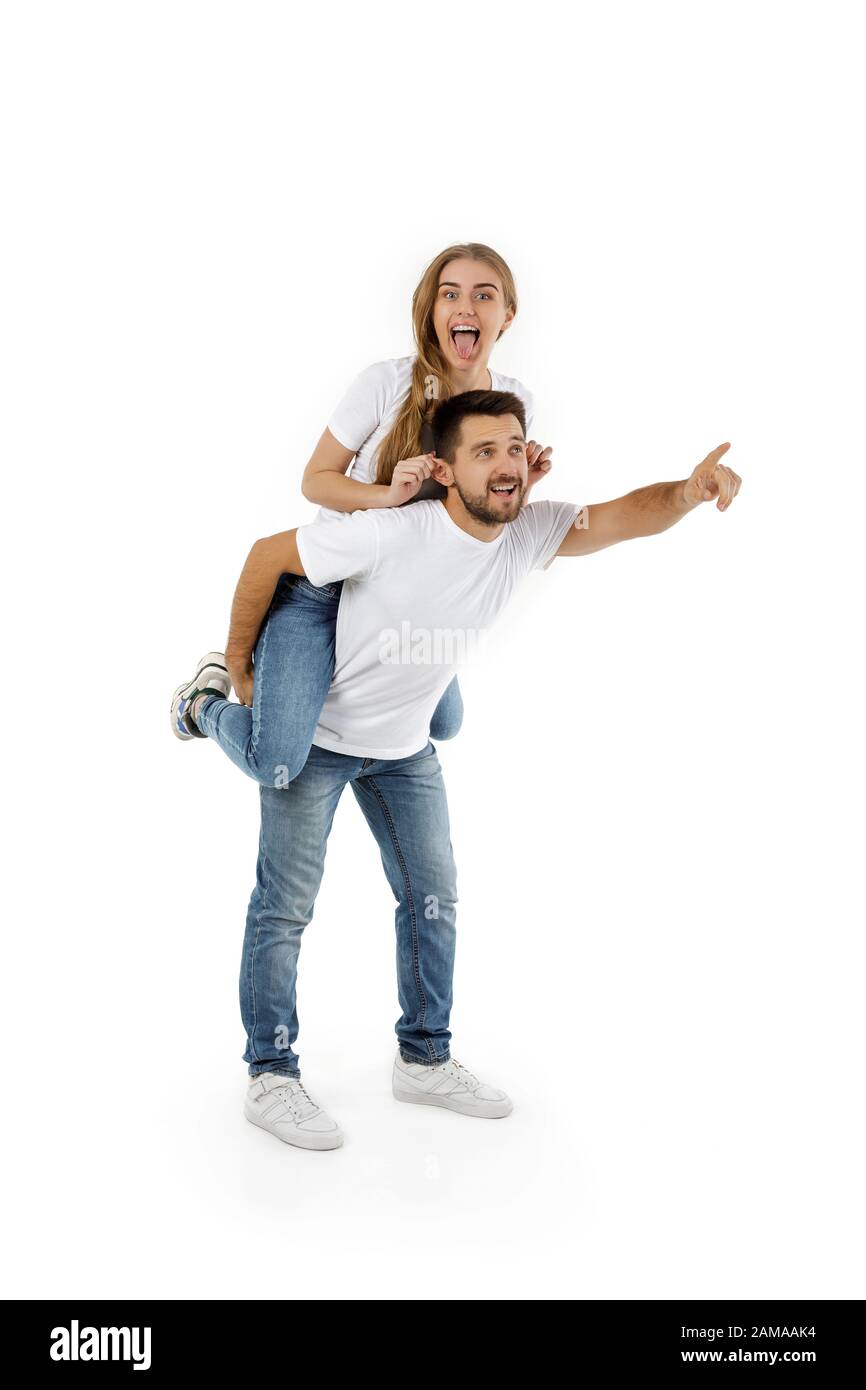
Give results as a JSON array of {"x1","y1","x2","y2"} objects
[
  {"x1": 392, "y1": 1051, "x2": 513, "y2": 1118},
  {"x1": 244, "y1": 1072, "x2": 344, "y2": 1150}
]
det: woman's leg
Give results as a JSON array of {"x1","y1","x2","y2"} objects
[
  {"x1": 429, "y1": 675, "x2": 464, "y2": 741},
  {"x1": 195, "y1": 575, "x2": 340, "y2": 787}
]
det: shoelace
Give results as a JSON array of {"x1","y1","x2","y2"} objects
[
  {"x1": 269, "y1": 1078, "x2": 320, "y2": 1122},
  {"x1": 448, "y1": 1058, "x2": 481, "y2": 1091}
]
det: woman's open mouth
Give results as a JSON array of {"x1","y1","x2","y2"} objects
[{"x1": 450, "y1": 324, "x2": 480, "y2": 361}]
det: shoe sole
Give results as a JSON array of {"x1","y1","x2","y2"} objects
[
  {"x1": 244, "y1": 1106, "x2": 344, "y2": 1150},
  {"x1": 170, "y1": 681, "x2": 199, "y2": 740},
  {"x1": 392, "y1": 1080, "x2": 513, "y2": 1118}
]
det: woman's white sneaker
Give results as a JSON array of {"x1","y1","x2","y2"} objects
[
  {"x1": 170, "y1": 651, "x2": 231, "y2": 740},
  {"x1": 244, "y1": 1072, "x2": 344, "y2": 1150},
  {"x1": 392, "y1": 1051, "x2": 513, "y2": 1118}
]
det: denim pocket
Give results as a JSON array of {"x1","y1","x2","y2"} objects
[{"x1": 295, "y1": 576, "x2": 342, "y2": 602}]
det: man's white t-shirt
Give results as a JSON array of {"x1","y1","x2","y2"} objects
[
  {"x1": 295, "y1": 498, "x2": 581, "y2": 760},
  {"x1": 319, "y1": 355, "x2": 535, "y2": 520}
]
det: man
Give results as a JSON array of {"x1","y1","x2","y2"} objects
[{"x1": 182, "y1": 390, "x2": 740, "y2": 1151}]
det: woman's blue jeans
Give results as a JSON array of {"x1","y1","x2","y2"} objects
[
  {"x1": 196, "y1": 573, "x2": 464, "y2": 787},
  {"x1": 241, "y1": 740, "x2": 458, "y2": 1075}
]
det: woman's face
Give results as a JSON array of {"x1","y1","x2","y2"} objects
[{"x1": 431, "y1": 258, "x2": 514, "y2": 377}]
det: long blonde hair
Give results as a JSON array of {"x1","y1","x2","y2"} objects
[{"x1": 373, "y1": 242, "x2": 519, "y2": 485}]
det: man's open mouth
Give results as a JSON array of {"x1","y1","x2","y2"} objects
[
  {"x1": 489, "y1": 481, "x2": 518, "y2": 497},
  {"x1": 450, "y1": 324, "x2": 480, "y2": 360}
]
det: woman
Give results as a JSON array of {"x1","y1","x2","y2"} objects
[{"x1": 171, "y1": 241, "x2": 552, "y2": 783}]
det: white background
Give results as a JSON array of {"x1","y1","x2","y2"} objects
[{"x1": 2, "y1": 1, "x2": 863, "y2": 1301}]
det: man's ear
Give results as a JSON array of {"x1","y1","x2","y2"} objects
[{"x1": 429, "y1": 453, "x2": 454, "y2": 486}]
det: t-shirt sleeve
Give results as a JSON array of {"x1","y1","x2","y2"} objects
[
  {"x1": 519, "y1": 499, "x2": 584, "y2": 571},
  {"x1": 327, "y1": 360, "x2": 395, "y2": 452},
  {"x1": 494, "y1": 373, "x2": 535, "y2": 439},
  {"x1": 295, "y1": 511, "x2": 381, "y2": 587},
  {"x1": 520, "y1": 384, "x2": 535, "y2": 438}
]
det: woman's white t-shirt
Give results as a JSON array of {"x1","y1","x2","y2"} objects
[{"x1": 319, "y1": 354, "x2": 535, "y2": 520}]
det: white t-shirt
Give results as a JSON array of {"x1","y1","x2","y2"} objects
[
  {"x1": 295, "y1": 497, "x2": 581, "y2": 760},
  {"x1": 319, "y1": 354, "x2": 535, "y2": 520}
]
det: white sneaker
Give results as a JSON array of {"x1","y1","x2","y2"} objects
[
  {"x1": 392, "y1": 1050, "x2": 513, "y2": 1118},
  {"x1": 170, "y1": 651, "x2": 231, "y2": 741},
  {"x1": 244, "y1": 1072, "x2": 344, "y2": 1150}
]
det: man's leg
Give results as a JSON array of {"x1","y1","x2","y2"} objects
[
  {"x1": 349, "y1": 741, "x2": 458, "y2": 1067},
  {"x1": 240, "y1": 743, "x2": 358, "y2": 1078}
]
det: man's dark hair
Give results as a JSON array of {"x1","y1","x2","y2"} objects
[{"x1": 431, "y1": 389, "x2": 527, "y2": 464}]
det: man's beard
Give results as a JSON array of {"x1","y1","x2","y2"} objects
[{"x1": 453, "y1": 476, "x2": 527, "y2": 526}]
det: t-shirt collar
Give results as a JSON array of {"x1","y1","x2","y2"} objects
[{"x1": 434, "y1": 498, "x2": 507, "y2": 551}]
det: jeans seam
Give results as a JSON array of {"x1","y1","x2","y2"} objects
[
  {"x1": 247, "y1": 793, "x2": 273, "y2": 1067},
  {"x1": 249, "y1": 607, "x2": 273, "y2": 766},
  {"x1": 365, "y1": 775, "x2": 434, "y2": 1064}
]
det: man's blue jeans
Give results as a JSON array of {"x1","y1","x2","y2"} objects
[
  {"x1": 239, "y1": 739, "x2": 458, "y2": 1077},
  {"x1": 195, "y1": 574, "x2": 464, "y2": 786}
]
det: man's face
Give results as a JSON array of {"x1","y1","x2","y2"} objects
[{"x1": 433, "y1": 414, "x2": 528, "y2": 525}]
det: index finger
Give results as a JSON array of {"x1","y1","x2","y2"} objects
[{"x1": 704, "y1": 442, "x2": 731, "y2": 466}]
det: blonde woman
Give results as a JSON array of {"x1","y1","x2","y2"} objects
[{"x1": 171, "y1": 242, "x2": 552, "y2": 783}]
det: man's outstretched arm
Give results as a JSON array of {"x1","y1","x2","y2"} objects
[
  {"x1": 224, "y1": 529, "x2": 306, "y2": 701},
  {"x1": 556, "y1": 443, "x2": 741, "y2": 558}
]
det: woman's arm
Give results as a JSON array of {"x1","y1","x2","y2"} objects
[
  {"x1": 301, "y1": 426, "x2": 435, "y2": 512},
  {"x1": 301, "y1": 426, "x2": 394, "y2": 510}
]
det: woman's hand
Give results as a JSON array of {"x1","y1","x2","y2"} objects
[
  {"x1": 383, "y1": 454, "x2": 435, "y2": 507},
  {"x1": 525, "y1": 440, "x2": 553, "y2": 496},
  {"x1": 226, "y1": 650, "x2": 255, "y2": 707}
]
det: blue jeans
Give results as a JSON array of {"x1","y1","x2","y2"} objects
[
  {"x1": 240, "y1": 740, "x2": 458, "y2": 1076},
  {"x1": 196, "y1": 574, "x2": 464, "y2": 786}
]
